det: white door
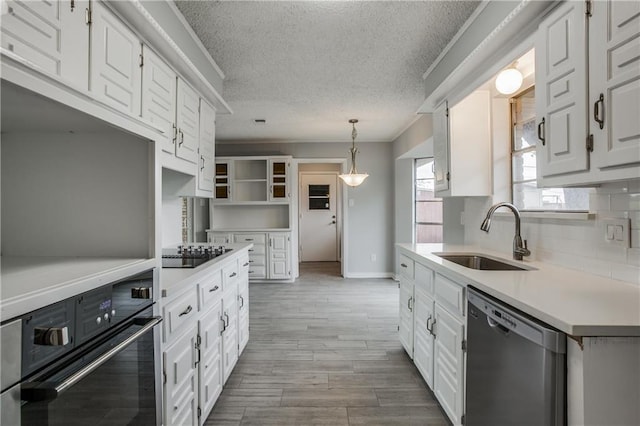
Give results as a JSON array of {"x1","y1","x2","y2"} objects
[
  {"x1": 589, "y1": 0, "x2": 640, "y2": 169},
  {"x1": 535, "y1": 1, "x2": 589, "y2": 177},
  {"x1": 199, "y1": 303, "x2": 223, "y2": 419},
  {"x1": 176, "y1": 78, "x2": 199, "y2": 164},
  {"x1": 163, "y1": 324, "x2": 198, "y2": 426},
  {"x1": 299, "y1": 173, "x2": 338, "y2": 262},
  {"x1": 433, "y1": 101, "x2": 450, "y2": 192},
  {"x1": 90, "y1": 1, "x2": 141, "y2": 116},
  {"x1": 198, "y1": 99, "x2": 216, "y2": 192},
  {"x1": 141, "y1": 46, "x2": 176, "y2": 155}
]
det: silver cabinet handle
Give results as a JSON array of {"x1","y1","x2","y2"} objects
[
  {"x1": 179, "y1": 305, "x2": 192, "y2": 317},
  {"x1": 407, "y1": 297, "x2": 413, "y2": 312},
  {"x1": 400, "y1": 263, "x2": 407, "y2": 268},
  {"x1": 537, "y1": 118, "x2": 545, "y2": 146},
  {"x1": 172, "y1": 124, "x2": 177, "y2": 143},
  {"x1": 208, "y1": 285, "x2": 219, "y2": 293},
  {"x1": 224, "y1": 313, "x2": 229, "y2": 328},
  {"x1": 243, "y1": 262, "x2": 249, "y2": 267},
  {"x1": 594, "y1": 93, "x2": 605, "y2": 129},
  {"x1": 179, "y1": 129, "x2": 184, "y2": 146},
  {"x1": 430, "y1": 319, "x2": 437, "y2": 337},
  {"x1": 201, "y1": 156, "x2": 205, "y2": 171},
  {"x1": 220, "y1": 317, "x2": 226, "y2": 333},
  {"x1": 229, "y1": 272, "x2": 237, "y2": 278},
  {"x1": 426, "y1": 315, "x2": 433, "y2": 333},
  {"x1": 239, "y1": 295, "x2": 244, "y2": 309}
]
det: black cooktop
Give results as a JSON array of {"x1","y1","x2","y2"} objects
[{"x1": 161, "y1": 246, "x2": 232, "y2": 269}]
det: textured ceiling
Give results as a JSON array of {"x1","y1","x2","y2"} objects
[{"x1": 174, "y1": 1, "x2": 480, "y2": 143}]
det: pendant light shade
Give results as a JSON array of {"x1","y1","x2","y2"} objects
[
  {"x1": 495, "y1": 64, "x2": 523, "y2": 95},
  {"x1": 339, "y1": 119, "x2": 369, "y2": 187}
]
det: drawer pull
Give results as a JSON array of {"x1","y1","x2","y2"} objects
[
  {"x1": 248, "y1": 249, "x2": 254, "y2": 252},
  {"x1": 243, "y1": 262, "x2": 249, "y2": 267},
  {"x1": 224, "y1": 313, "x2": 229, "y2": 328},
  {"x1": 239, "y1": 295, "x2": 244, "y2": 308},
  {"x1": 249, "y1": 270, "x2": 254, "y2": 274},
  {"x1": 209, "y1": 285, "x2": 219, "y2": 293},
  {"x1": 220, "y1": 317, "x2": 226, "y2": 333},
  {"x1": 407, "y1": 297, "x2": 413, "y2": 312},
  {"x1": 401, "y1": 263, "x2": 408, "y2": 268},
  {"x1": 179, "y1": 305, "x2": 193, "y2": 317},
  {"x1": 245, "y1": 238, "x2": 254, "y2": 241},
  {"x1": 426, "y1": 315, "x2": 433, "y2": 333},
  {"x1": 229, "y1": 272, "x2": 237, "y2": 278}
]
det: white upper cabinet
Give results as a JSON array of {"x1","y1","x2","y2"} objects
[
  {"x1": 198, "y1": 99, "x2": 216, "y2": 193},
  {"x1": 434, "y1": 91, "x2": 492, "y2": 197},
  {"x1": 1, "y1": 0, "x2": 89, "y2": 90},
  {"x1": 175, "y1": 78, "x2": 200, "y2": 165},
  {"x1": 90, "y1": 1, "x2": 142, "y2": 116},
  {"x1": 433, "y1": 101, "x2": 450, "y2": 193},
  {"x1": 589, "y1": 0, "x2": 640, "y2": 169},
  {"x1": 535, "y1": 0, "x2": 640, "y2": 186},
  {"x1": 141, "y1": 46, "x2": 177, "y2": 154},
  {"x1": 535, "y1": 1, "x2": 589, "y2": 178}
]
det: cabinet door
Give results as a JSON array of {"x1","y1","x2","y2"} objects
[
  {"x1": 414, "y1": 287, "x2": 435, "y2": 389},
  {"x1": 433, "y1": 304, "x2": 465, "y2": 425},
  {"x1": 268, "y1": 233, "x2": 290, "y2": 279},
  {"x1": 176, "y1": 78, "x2": 199, "y2": 164},
  {"x1": 238, "y1": 280, "x2": 249, "y2": 354},
  {"x1": 1, "y1": 0, "x2": 89, "y2": 89},
  {"x1": 141, "y1": 46, "x2": 176, "y2": 155},
  {"x1": 208, "y1": 232, "x2": 231, "y2": 245},
  {"x1": 269, "y1": 159, "x2": 289, "y2": 201},
  {"x1": 214, "y1": 160, "x2": 232, "y2": 201},
  {"x1": 433, "y1": 101, "x2": 450, "y2": 192},
  {"x1": 90, "y1": 1, "x2": 141, "y2": 116},
  {"x1": 589, "y1": 0, "x2": 640, "y2": 169},
  {"x1": 222, "y1": 286, "x2": 238, "y2": 383},
  {"x1": 535, "y1": 1, "x2": 589, "y2": 178},
  {"x1": 164, "y1": 324, "x2": 198, "y2": 426},
  {"x1": 398, "y1": 276, "x2": 414, "y2": 358},
  {"x1": 198, "y1": 99, "x2": 216, "y2": 193},
  {"x1": 199, "y1": 303, "x2": 223, "y2": 420}
]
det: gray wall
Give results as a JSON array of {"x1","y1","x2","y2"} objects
[{"x1": 217, "y1": 141, "x2": 394, "y2": 276}]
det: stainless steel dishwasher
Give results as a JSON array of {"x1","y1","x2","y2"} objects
[{"x1": 466, "y1": 287, "x2": 566, "y2": 426}]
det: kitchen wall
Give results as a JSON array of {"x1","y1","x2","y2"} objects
[
  {"x1": 464, "y1": 180, "x2": 640, "y2": 286},
  {"x1": 216, "y1": 141, "x2": 394, "y2": 276}
]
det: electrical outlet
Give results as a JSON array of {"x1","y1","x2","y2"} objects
[{"x1": 602, "y1": 218, "x2": 630, "y2": 248}]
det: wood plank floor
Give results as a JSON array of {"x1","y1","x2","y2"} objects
[{"x1": 205, "y1": 262, "x2": 449, "y2": 425}]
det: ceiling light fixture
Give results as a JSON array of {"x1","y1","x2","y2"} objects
[
  {"x1": 338, "y1": 119, "x2": 369, "y2": 187},
  {"x1": 495, "y1": 62, "x2": 523, "y2": 95}
]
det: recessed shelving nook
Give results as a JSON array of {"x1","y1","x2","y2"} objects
[{"x1": 213, "y1": 156, "x2": 291, "y2": 204}]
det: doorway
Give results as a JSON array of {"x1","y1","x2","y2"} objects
[{"x1": 299, "y1": 172, "x2": 340, "y2": 262}]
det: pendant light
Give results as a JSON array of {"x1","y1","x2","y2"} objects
[
  {"x1": 338, "y1": 119, "x2": 369, "y2": 187},
  {"x1": 495, "y1": 62, "x2": 523, "y2": 95}
]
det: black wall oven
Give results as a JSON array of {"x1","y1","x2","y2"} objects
[{"x1": 1, "y1": 269, "x2": 162, "y2": 426}]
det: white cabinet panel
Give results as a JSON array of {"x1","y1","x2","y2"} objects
[
  {"x1": 1, "y1": 0, "x2": 89, "y2": 89},
  {"x1": 198, "y1": 99, "x2": 216, "y2": 193},
  {"x1": 141, "y1": 46, "x2": 176, "y2": 154},
  {"x1": 414, "y1": 288, "x2": 435, "y2": 389},
  {"x1": 433, "y1": 303, "x2": 465, "y2": 425},
  {"x1": 535, "y1": 1, "x2": 589, "y2": 178},
  {"x1": 433, "y1": 101, "x2": 450, "y2": 192},
  {"x1": 399, "y1": 276, "x2": 414, "y2": 358},
  {"x1": 164, "y1": 324, "x2": 198, "y2": 426},
  {"x1": 199, "y1": 303, "x2": 223, "y2": 420},
  {"x1": 590, "y1": 0, "x2": 640, "y2": 169},
  {"x1": 176, "y1": 78, "x2": 199, "y2": 164},
  {"x1": 90, "y1": 1, "x2": 141, "y2": 116},
  {"x1": 238, "y1": 280, "x2": 249, "y2": 355},
  {"x1": 269, "y1": 233, "x2": 290, "y2": 279},
  {"x1": 221, "y1": 285, "x2": 238, "y2": 384}
]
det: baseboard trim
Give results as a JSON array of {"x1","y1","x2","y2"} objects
[{"x1": 344, "y1": 272, "x2": 394, "y2": 279}]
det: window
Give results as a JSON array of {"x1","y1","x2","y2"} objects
[
  {"x1": 415, "y1": 158, "x2": 443, "y2": 243},
  {"x1": 511, "y1": 88, "x2": 592, "y2": 210}
]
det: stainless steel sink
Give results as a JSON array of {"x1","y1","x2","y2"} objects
[{"x1": 433, "y1": 253, "x2": 535, "y2": 271}]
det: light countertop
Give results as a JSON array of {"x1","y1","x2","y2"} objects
[
  {"x1": 397, "y1": 243, "x2": 640, "y2": 337},
  {"x1": 1, "y1": 256, "x2": 157, "y2": 321},
  {"x1": 206, "y1": 228, "x2": 292, "y2": 233},
  {"x1": 160, "y1": 243, "x2": 251, "y2": 299}
]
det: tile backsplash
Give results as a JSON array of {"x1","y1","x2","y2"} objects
[{"x1": 464, "y1": 180, "x2": 640, "y2": 286}]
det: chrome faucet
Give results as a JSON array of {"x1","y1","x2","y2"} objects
[{"x1": 480, "y1": 202, "x2": 531, "y2": 260}]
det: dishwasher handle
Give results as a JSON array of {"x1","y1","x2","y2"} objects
[{"x1": 487, "y1": 317, "x2": 510, "y2": 335}]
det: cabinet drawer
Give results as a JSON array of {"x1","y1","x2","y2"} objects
[
  {"x1": 234, "y1": 233, "x2": 266, "y2": 244},
  {"x1": 248, "y1": 253, "x2": 266, "y2": 266},
  {"x1": 238, "y1": 255, "x2": 250, "y2": 274},
  {"x1": 222, "y1": 262, "x2": 239, "y2": 284},
  {"x1": 198, "y1": 269, "x2": 223, "y2": 311},
  {"x1": 399, "y1": 254, "x2": 415, "y2": 280},
  {"x1": 415, "y1": 263, "x2": 434, "y2": 295},
  {"x1": 247, "y1": 244, "x2": 266, "y2": 255},
  {"x1": 163, "y1": 288, "x2": 198, "y2": 342},
  {"x1": 247, "y1": 266, "x2": 266, "y2": 279},
  {"x1": 435, "y1": 274, "x2": 465, "y2": 317}
]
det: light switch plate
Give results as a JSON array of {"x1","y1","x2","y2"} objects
[{"x1": 602, "y1": 218, "x2": 630, "y2": 248}]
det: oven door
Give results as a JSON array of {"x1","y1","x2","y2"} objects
[{"x1": 21, "y1": 309, "x2": 162, "y2": 426}]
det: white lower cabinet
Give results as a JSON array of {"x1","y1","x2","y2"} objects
[
  {"x1": 198, "y1": 302, "x2": 223, "y2": 420},
  {"x1": 433, "y1": 302, "x2": 465, "y2": 425},
  {"x1": 400, "y1": 250, "x2": 466, "y2": 426},
  {"x1": 164, "y1": 323, "x2": 199, "y2": 426},
  {"x1": 162, "y1": 249, "x2": 249, "y2": 425},
  {"x1": 268, "y1": 233, "x2": 290, "y2": 280}
]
